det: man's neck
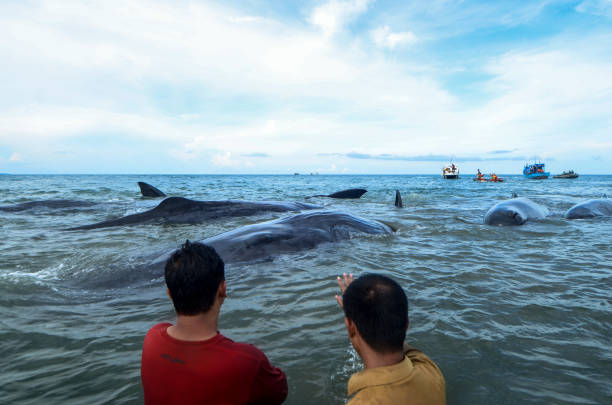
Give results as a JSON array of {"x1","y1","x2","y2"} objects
[
  {"x1": 360, "y1": 347, "x2": 405, "y2": 370},
  {"x1": 167, "y1": 309, "x2": 219, "y2": 342}
]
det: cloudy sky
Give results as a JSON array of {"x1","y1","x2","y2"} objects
[{"x1": 1, "y1": 0, "x2": 611, "y2": 174}]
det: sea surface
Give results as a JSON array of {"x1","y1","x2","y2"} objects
[{"x1": 0, "y1": 174, "x2": 610, "y2": 404}]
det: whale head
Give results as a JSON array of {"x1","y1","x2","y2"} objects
[{"x1": 484, "y1": 205, "x2": 526, "y2": 226}]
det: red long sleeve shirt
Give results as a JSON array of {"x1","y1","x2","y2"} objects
[{"x1": 141, "y1": 323, "x2": 287, "y2": 404}]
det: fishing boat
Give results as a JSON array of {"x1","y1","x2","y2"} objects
[
  {"x1": 442, "y1": 163, "x2": 459, "y2": 179},
  {"x1": 523, "y1": 162, "x2": 549, "y2": 179},
  {"x1": 553, "y1": 170, "x2": 579, "y2": 179}
]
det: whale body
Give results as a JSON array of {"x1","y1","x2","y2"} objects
[
  {"x1": 138, "y1": 182, "x2": 166, "y2": 197},
  {"x1": 565, "y1": 199, "x2": 612, "y2": 219},
  {"x1": 153, "y1": 210, "x2": 394, "y2": 265},
  {"x1": 484, "y1": 197, "x2": 549, "y2": 226},
  {"x1": 327, "y1": 188, "x2": 367, "y2": 199},
  {"x1": 67, "y1": 196, "x2": 321, "y2": 230},
  {"x1": 203, "y1": 210, "x2": 393, "y2": 263},
  {"x1": 309, "y1": 189, "x2": 367, "y2": 199}
]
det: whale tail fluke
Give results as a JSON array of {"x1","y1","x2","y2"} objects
[{"x1": 394, "y1": 190, "x2": 403, "y2": 208}]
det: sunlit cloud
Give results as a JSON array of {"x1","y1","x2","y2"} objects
[
  {"x1": 371, "y1": 25, "x2": 417, "y2": 49},
  {"x1": 309, "y1": 0, "x2": 372, "y2": 37},
  {"x1": 0, "y1": 0, "x2": 610, "y2": 173}
]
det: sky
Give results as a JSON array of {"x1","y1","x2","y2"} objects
[{"x1": 0, "y1": 0, "x2": 611, "y2": 174}]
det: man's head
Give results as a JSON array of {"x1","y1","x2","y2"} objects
[
  {"x1": 165, "y1": 240, "x2": 225, "y2": 316},
  {"x1": 342, "y1": 274, "x2": 408, "y2": 354}
]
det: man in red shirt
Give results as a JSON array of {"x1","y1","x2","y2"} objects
[{"x1": 141, "y1": 241, "x2": 287, "y2": 404}]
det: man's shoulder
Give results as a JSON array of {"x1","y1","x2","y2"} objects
[
  {"x1": 216, "y1": 335, "x2": 269, "y2": 362},
  {"x1": 144, "y1": 322, "x2": 171, "y2": 340},
  {"x1": 406, "y1": 349, "x2": 444, "y2": 376},
  {"x1": 148, "y1": 322, "x2": 171, "y2": 332}
]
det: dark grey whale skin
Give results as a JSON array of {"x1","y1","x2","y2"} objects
[
  {"x1": 484, "y1": 197, "x2": 550, "y2": 226},
  {"x1": 138, "y1": 182, "x2": 166, "y2": 197},
  {"x1": 394, "y1": 190, "x2": 403, "y2": 208},
  {"x1": 565, "y1": 199, "x2": 612, "y2": 219},
  {"x1": 327, "y1": 188, "x2": 367, "y2": 199},
  {"x1": 0, "y1": 200, "x2": 97, "y2": 212},
  {"x1": 310, "y1": 189, "x2": 367, "y2": 199},
  {"x1": 153, "y1": 210, "x2": 394, "y2": 265},
  {"x1": 67, "y1": 197, "x2": 321, "y2": 230}
]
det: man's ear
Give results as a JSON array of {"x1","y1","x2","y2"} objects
[
  {"x1": 344, "y1": 317, "x2": 357, "y2": 338},
  {"x1": 218, "y1": 280, "x2": 227, "y2": 299},
  {"x1": 166, "y1": 288, "x2": 172, "y2": 300}
]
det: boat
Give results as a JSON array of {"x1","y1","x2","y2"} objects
[
  {"x1": 523, "y1": 162, "x2": 549, "y2": 179},
  {"x1": 553, "y1": 170, "x2": 579, "y2": 179},
  {"x1": 473, "y1": 173, "x2": 504, "y2": 182},
  {"x1": 442, "y1": 163, "x2": 459, "y2": 179},
  {"x1": 489, "y1": 173, "x2": 504, "y2": 182}
]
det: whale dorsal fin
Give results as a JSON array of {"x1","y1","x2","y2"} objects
[
  {"x1": 394, "y1": 190, "x2": 403, "y2": 208},
  {"x1": 138, "y1": 182, "x2": 166, "y2": 197}
]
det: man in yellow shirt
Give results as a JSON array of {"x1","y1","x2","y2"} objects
[{"x1": 336, "y1": 273, "x2": 446, "y2": 404}]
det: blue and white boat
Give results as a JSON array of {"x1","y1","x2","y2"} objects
[{"x1": 523, "y1": 162, "x2": 549, "y2": 179}]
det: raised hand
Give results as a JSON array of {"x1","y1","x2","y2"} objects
[{"x1": 335, "y1": 272, "x2": 354, "y2": 309}]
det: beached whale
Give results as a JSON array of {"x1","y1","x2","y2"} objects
[
  {"x1": 67, "y1": 196, "x2": 321, "y2": 230},
  {"x1": 484, "y1": 197, "x2": 550, "y2": 226},
  {"x1": 0, "y1": 200, "x2": 97, "y2": 212},
  {"x1": 138, "y1": 182, "x2": 166, "y2": 197},
  {"x1": 565, "y1": 199, "x2": 612, "y2": 219},
  {"x1": 153, "y1": 210, "x2": 394, "y2": 265},
  {"x1": 309, "y1": 188, "x2": 367, "y2": 199}
]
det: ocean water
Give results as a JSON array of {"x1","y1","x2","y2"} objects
[{"x1": 0, "y1": 174, "x2": 610, "y2": 404}]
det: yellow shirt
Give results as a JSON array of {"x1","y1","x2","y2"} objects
[{"x1": 347, "y1": 349, "x2": 446, "y2": 405}]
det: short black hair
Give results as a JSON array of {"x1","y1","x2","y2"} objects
[
  {"x1": 342, "y1": 274, "x2": 408, "y2": 353},
  {"x1": 164, "y1": 241, "x2": 225, "y2": 315}
]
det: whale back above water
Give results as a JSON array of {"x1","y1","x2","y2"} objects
[
  {"x1": 326, "y1": 188, "x2": 367, "y2": 199},
  {"x1": 194, "y1": 210, "x2": 393, "y2": 264},
  {"x1": 138, "y1": 182, "x2": 166, "y2": 197},
  {"x1": 308, "y1": 188, "x2": 368, "y2": 199},
  {"x1": 68, "y1": 196, "x2": 321, "y2": 230},
  {"x1": 484, "y1": 197, "x2": 550, "y2": 226},
  {"x1": 565, "y1": 199, "x2": 612, "y2": 219}
]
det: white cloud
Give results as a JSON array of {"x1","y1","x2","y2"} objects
[
  {"x1": 0, "y1": 1, "x2": 610, "y2": 174},
  {"x1": 9, "y1": 152, "x2": 21, "y2": 162},
  {"x1": 371, "y1": 25, "x2": 417, "y2": 49},
  {"x1": 211, "y1": 152, "x2": 239, "y2": 167},
  {"x1": 464, "y1": 41, "x2": 612, "y2": 156},
  {"x1": 309, "y1": 0, "x2": 372, "y2": 37},
  {"x1": 576, "y1": 0, "x2": 612, "y2": 17}
]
